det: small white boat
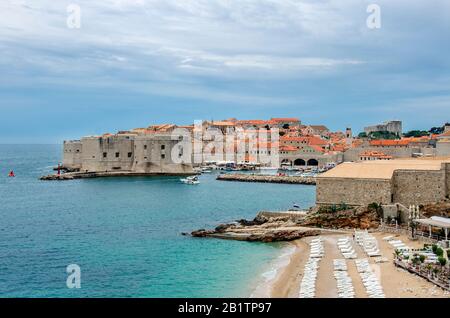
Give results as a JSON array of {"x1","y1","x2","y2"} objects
[
  {"x1": 200, "y1": 167, "x2": 213, "y2": 173},
  {"x1": 180, "y1": 176, "x2": 200, "y2": 185}
]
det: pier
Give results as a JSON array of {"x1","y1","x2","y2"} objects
[
  {"x1": 216, "y1": 173, "x2": 316, "y2": 185},
  {"x1": 40, "y1": 171, "x2": 196, "y2": 181}
]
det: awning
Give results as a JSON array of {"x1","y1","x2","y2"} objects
[{"x1": 414, "y1": 218, "x2": 450, "y2": 229}]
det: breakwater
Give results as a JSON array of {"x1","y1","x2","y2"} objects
[
  {"x1": 40, "y1": 171, "x2": 196, "y2": 180},
  {"x1": 216, "y1": 173, "x2": 316, "y2": 185}
]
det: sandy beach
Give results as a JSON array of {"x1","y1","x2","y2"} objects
[{"x1": 268, "y1": 232, "x2": 449, "y2": 298}]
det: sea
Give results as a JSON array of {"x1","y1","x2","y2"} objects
[{"x1": 0, "y1": 144, "x2": 315, "y2": 297}]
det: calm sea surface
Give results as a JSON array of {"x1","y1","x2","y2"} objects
[{"x1": 0, "y1": 144, "x2": 315, "y2": 297}]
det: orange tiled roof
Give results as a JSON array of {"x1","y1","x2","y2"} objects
[
  {"x1": 280, "y1": 136, "x2": 309, "y2": 142},
  {"x1": 270, "y1": 118, "x2": 300, "y2": 123},
  {"x1": 309, "y1": 125, "x2": 329, "y2": 131},
  {"x1": 331, "y1": 144, "x2": 346, "y2": 152},
  {"x1": 211, "y1": 121, "x2": 236, "y2": 126},
  {"x1": 281, "y1": 135, "x2": 328, "y2": 146},
  {"x1": 308, "y1": 136, "x2": 328, "y2": 146},
  {"x1": 236, "y1": 120, "x2": 268, "y2": 126},
  {"x1": 359, "y1": 150, "x2": 393, "y2": 159},
  {"x1": 279, "y1": 145, "x2": 298, "y2": 152},
  {"x1": 369, "y1": 139, "x2": 409, "y2": 147},
  {"x1": 309, "y1": 145, "x2": 326, "y2": 153}
]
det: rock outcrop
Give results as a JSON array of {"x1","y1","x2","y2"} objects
[
  {"x1": 301, "y1": 206, "x2": 380, "y2": 229},
  {"x1": 420, "y1": 200, "x2": 450, "y2": 218},
  {"x1": 190, "y1": 205, "x2": 381, "y2": 242},
  {"x1": 191, "y1": 215, "x2": 320, "y2": 242}
]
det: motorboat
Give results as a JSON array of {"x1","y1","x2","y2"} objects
[
  {"x1": 200, "y1": 167, "x2": 213, "y2": 173},
  {"x1": 180, "y1": 176, "x2": 200, "y2": 185}
]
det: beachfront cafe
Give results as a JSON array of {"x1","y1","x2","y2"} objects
[{"x1": 413, "y1": 216, "x2": 450, "y2": 242}]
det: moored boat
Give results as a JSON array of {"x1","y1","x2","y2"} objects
[{"x1": 180, "y1": 176, "x2": 200, "y2": 185}]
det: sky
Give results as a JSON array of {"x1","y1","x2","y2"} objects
[{"x1": 0, "y1": 0, "x2": 449, "y2": 143}]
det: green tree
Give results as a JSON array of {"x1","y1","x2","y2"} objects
[
  {"x1": 432, "y1": 244, "x2": 438, "y2": 254},
  {"x1": 438, "y1": 256, "x2": 447, "y2": 266},
  {"x1": 358, "y1": 132, "x2": 367, "y2": 138},
  {"x1": 403, "y1": 130, "x2": 429, "y2": 138}
]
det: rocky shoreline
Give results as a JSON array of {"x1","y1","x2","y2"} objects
[
  {"x1": 190, "y1": 213, "x2": 323, "y2": 242},
  {"x1": 216, "y1": 173, "x2": 316, "y2": 185},
  {"x1": 189, "y1": 206, "x2": 381, "y2": 242}
]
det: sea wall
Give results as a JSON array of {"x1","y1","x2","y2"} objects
[
  {"x1": 216, "y1": 174, "x2": 316, "y2": 185},
  {"x1": 62, "y1": 140, "x2": 82, "y2": 169},
  {"x1": 62, "y1": 133, "x2": 195, "y2": 175}
]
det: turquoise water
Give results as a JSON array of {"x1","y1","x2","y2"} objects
[{"x1": 0, "y1": 145, "x2": 315, "y2": 297}]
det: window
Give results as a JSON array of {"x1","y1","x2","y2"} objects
[
  {"x1": 128, "y1": 152, "x2": 132, "y2": 158},
  {"x1": 161, "y1": 144, "x2": 165, "y2": 150},
  {"x1": 161, "y1": 154, "x2": 165, "y2": 159},
  {"x1": 144, "y1": 145, "x2": 147, "y2": 150},
  {"x1": 103, "y1": 152, "x2": 107, "y2": 158},
  {"x1": 115, "y1": 152, "x2": 120, "y2": 158}
]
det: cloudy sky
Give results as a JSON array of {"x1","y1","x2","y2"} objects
[{"x1": 0, "y1": 0, "x2": 449, "y2": 143}]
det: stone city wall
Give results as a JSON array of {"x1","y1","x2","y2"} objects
[
  {"x1": 316, "y1": 177, "x2": 392, "y2": 206},
  {"x1": 392, "y1": 169, "x2": 446, "y2": 206}
]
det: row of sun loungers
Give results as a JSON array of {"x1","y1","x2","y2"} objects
[
  {"x1": 355, "y1": 231, "x2": 381, "y2": 257},
  {"x1": 355, "y1": 259, "x2": 385, "y2": 298},
  {"x1": 337, "y1": 237, "x2": 357, "y2": 259},
  {"x1": 333, "y1": 259, "x2": 355, "y2": 298},
  {"x1": 400, "y1": 250, "x2": 438, "y2": 263},
  {"x1": 385, "y1": 237, "x2": 411, "y2": 251},
  {"x1": 299, "y1": 238, "x2": 324, "y2": 298}
]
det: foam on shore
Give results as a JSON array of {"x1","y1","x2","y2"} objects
[{"x1": 250, "y1": 244, "x2": 297, "y2": 297}]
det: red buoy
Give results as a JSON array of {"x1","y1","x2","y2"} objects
[{"x1": 8, "y1": 171, "x2": 15, "y2": 177}]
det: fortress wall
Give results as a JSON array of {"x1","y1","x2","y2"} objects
[
  {"x1": 132, "y1": 135, "x2": 194, "y2": 174},
  {"x1": 392, "y1": 169, "x2": 446, "y2": 206},
  {"x1": 444, "y1": 163, "x2": 450, "y2": 198},
  {"x1": 437, "y1": 141, "x2": 450, "y2": 157},
  {"x1": 316, "y1": 177, "x2": 392, "y2": 206},
  {"x1": 80, "y1": 136, "x2": 134, "y2": 172},
  {"x1": 62, "y1": 140, "x2": 82, "y2": 169},
  {"x1": 80, "y1": 137, "x2": 101, "y2": 172}
]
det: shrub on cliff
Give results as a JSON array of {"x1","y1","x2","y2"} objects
[
  {"x1": 368, "y1": 202, "x2": 383, "y2": 218},
  {"x1": 438, "y1": 256, "x2": 447, "y2": 266}
]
